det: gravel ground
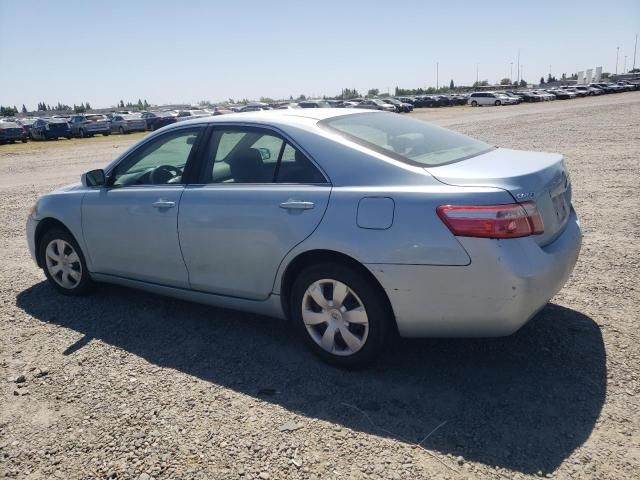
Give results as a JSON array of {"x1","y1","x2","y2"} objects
[{"x1": 1, "y1": 93, "x2": 638, "y2": 479}]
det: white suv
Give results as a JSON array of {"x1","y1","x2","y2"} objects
[{"x1": 468, "y1": 92, "x2": 514, "y2": 106}]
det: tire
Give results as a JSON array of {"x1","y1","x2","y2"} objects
[
  {"x1": 494, "y1": 100, "x2": 501, "y2": 106},
  {"x1": 39, "y1": 228, "x2": 93, "y2": 296},
  {"x1": 79, "y1": 129, "x2": 86, "y2": 138},
  {"x1": 21, "y1": 138, "x2": 27, "y2": 143},
  {"x1": 103, "y1": 132, "x2": 110, "y2": 136},
  {"x1": 471, "y1": 100, "x2": 478, "y2": 107},
  {"x1": 289, "y1": 262, "x2": 389, "y2": 368},
  {"x1": 66, "y1": 136, "x2": 72, "y2": 140},
  {"x1": 119, "y1": 127, "x2": 125, "y2": 135}
]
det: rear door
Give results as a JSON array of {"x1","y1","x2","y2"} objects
[{"x1": 178, "y1": 125, "x2": 331, "y2": 300}]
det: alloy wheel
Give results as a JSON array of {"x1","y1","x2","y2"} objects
[{"x1": 301, "y1": 279, "x2": 369, "y2": 356}]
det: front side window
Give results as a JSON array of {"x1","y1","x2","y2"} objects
[
  {"x1": 202, "y1": 127, "x2": 326, "y2": 184},
  {"x1": 320, "y1": 112, "x2": 494, "y2": 167},
  {"x1": 112, "y1": 127, "x2": 200, "y2": 186}
]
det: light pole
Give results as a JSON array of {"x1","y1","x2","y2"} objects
[
  {"x1": 634, "y1": 33, "x2": 638, "y2": 71},
  {"x1": 436, "y1": 62, "x2": 439, "y2": 90},
  {"x1": 510, "y1": 62, "x2": 513, "y2": 83},
  {"x1": 616, "y1": 46, "x2": 620, "y2": 74},
  {"x1": 624, "y1": 56, "x2": 627, "y2": 74},
  {"x1": 476, "y1": 63, "x2": 479, "y2": 85},
  {"x1": 517, "y1": 48, "x2": 521, "y2": 84}
]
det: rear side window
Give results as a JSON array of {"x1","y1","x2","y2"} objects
[
  {"x1": 202, "y1": 127, "x2": 327, "y2": 184},
  {"x1": 320, "y1": 112, "x2": 494, "y2": 167}
]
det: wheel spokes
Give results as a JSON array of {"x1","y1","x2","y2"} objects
[
  {"x1": 302, "y1": 309, "x2": 328, "y2": 326},
  {"x1": 339, "y1": 324, "x2": 363, "y2": 352},
  {"x1": 308, "y1": 283, "x2": 329, "y2": 310},
  {"x1": 321, "y1": 324, "x2": 337, "y2": 353},
  {"x1": 343, "y1": 306, "x2": 368, "y2": 325},
  {"x1": 332, "y1": 281, "x2": 349, "y2": 308}
]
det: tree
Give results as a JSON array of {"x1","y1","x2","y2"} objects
[
  {"x1": 629, "y1": 68, "x2": 640, "y2": 73},
  {"x1": 367, "y1": 88, "x2": 379, "y2": 97},
  {"x1": 297, "y1": 94, "x2": 307, "y2": 101},
  {"x1": 472, "y1": 80, "x2": 489, "y2": 87},
  {"x1": 85, "y1": 102, "x2": 91, "y2": 110},
  {"x1": 540, "y1": 77, "x2": 545, "y2": 85},
  {"x1": 143, "y1": 99, "x2": 149, "y2": 109},
  {"x1": 449, "y1": 79, "x2": 454, "y2": 89},
  {"x1": 119, "y1": 100, "x2": 125, "y2": 108},
  {"x1": 21, "y1": 104, "x2": 27, "y2": 114},
  {"x1": 519, "y1": 79, "x2": 527, "y2": 87},
  {"x1": 500, "y1": 78, "x2": 511, "y2": 85},
  {"x1": 74, "y1": 104, "x2": 86, "y2": 113},
  {"x1": 601, "y1": 72, "x2": 610, "y2": 79}
]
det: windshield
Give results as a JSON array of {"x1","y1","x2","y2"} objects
[
  {"x1": 86, "y1": 115, "x2": 107, "y2": 121},
  {"x1": 320, "y1": 112, "x2": 494, "y2": 167}
]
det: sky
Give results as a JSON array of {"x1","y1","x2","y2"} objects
[{"x1": 1, "y1": 0, "x2": 638, "y2": 109}]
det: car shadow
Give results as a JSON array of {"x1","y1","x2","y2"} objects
[{"x1": 16, "y1": 281, "x2": 606, "y2": 475}]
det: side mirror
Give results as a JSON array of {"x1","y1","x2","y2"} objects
[{"x1": 81, "y1": 169, "x2": 106, "y2": 187}]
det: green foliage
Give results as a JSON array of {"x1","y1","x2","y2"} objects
[
  {"x1": 367, "y1": 88, "x2": 379, "y2": 97},
  {"x1": 500, "y1": 78, "x2": 511, "y2": 85},
  {"x1": 519, "y1": 79, "x2": 527, "y2": 87},
  {"x1": 472, "y1": 80, "x2": 489, "y2": 87},
  {"x1": 630, "y1": 68, "x2": 640, "y2": 73},
  {"x1": 0, "y1": 106, "x2": 18, "y2": 116},
  {"x1": 338, "y1": 88, "x2": 360, "y2": 99},
  {"x1": 540, "y1": 77, "x2": 545, "y2": 84},
  {"x1": 449, "y1": 79, "x2": 454, "y2": 89},
  {"x1": 259, "y1": 97, "x2": 275, "y2": 103},
  {"x1": 21, "y1": 104, "x2": 27, "y2": 114},
  {"x1": 296, "y1": 94, "x2": 307, "y2": 101}
]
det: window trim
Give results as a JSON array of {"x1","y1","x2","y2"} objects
[
  {"x1": 190, "y1": 122, "x2": 331, "y2": 186},
  {"x1": 104, "y1": 125, "x2": 206, "y2": 188}
]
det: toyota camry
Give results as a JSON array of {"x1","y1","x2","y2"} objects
[{"x1": 26, "y1": 109, "x2": 581, "y2": 366}]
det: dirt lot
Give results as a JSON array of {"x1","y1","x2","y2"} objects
[{"x1": 1, "y1": 93, "x2": 639, "y2": 479}]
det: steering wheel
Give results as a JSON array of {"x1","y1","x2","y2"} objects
[{"x1": 150, "y1": 165, "x2": 181, "y2": 184}]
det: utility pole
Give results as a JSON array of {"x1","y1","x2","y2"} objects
[
  {"x1": 476, "y1": 63, "x2": 479, "y2": 85},
  {"x1": 624, "y1": 56, "x2": 627, "y2": 74},
  {"x1": 616, "y1": 46, "x2": 620, "y2": 74},
  {"x1": 634, "y1": 33, "x2": 638, "y2": 71},
  {"x1": 436, "y1": 62, "x2": 439, "y2": 90},
  {"x1": 510, "y1": 62, "x2": 513, "y2": 83},
  {"x1": 517, "y1": 48, "x2": 520, "y2": 84}
]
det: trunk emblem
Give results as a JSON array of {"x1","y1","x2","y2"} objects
[{"x1": 515, "y1": 192, "x2": 535, "y2": 200}]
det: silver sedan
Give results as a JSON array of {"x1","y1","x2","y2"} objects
[{"x1": 26, "y1": 110, "x2": 581, "y2": 366}]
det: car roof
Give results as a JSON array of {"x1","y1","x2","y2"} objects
[{"x1": 174, "y1": 108, "x2": 372, "y2": 127}]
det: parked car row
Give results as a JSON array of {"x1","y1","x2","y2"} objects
[{"x1": 467, "y1": 80, "x2": 640, "y2": 106}]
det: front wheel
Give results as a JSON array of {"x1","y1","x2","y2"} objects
[
  {"x1": 290, "y1": 263, "x2": 389, "y2": 367},
  {"x1": 39, "y1": 228, "x2": 93, "y2": 295},
  {"x1": 494, "y1": 100, "x2": 501, "y2": 106},
  {"x1": 471, "y1": 100, "x2": 478, "y2": 107},
  {"x1": 119, "y1": 127, "x2": 125, "y2": 135},
  {"x1": 103, "y1": 132, "x2": 110, "y2": 136}
]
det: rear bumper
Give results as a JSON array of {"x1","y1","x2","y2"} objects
[{"x1": 367, "y1": 209, "x2": 582, "y2": 338}]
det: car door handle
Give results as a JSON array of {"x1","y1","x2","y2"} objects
[
  {"x1": 279, "y1": 200, "x2": 315, "y2": 210},
  {"x1": 152, "y1": 200, "x2": 176, "y2": 209}
]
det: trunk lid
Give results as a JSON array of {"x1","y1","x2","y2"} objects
[{"x1": 426, "y1": 148, "x2": 572, "y2": 246}]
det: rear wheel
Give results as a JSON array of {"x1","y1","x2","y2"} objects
[
  {"x1": 79, "y1": 129, "x2": 86, "y2": 138},
  {"x1": 494, "y1": 100, "x2": 501, "y2": 106},
  {"x1": 290, "y1": 263, "x2": 389, "y2": 367},
  {"x1": 39, "y1": 228, "x2": 93, "y2": 295},
  {"x1": 21, "y1": 138, "x2": 27, "y2": 143},
  {"x1": 119, "y1": 127, "x2": 125, "y2": 135},
  {"x1": 103, "y1": 132, "x2": 110, "y2": 136},
  {"x1": 471, "y1": 100, "x2": 478, "y2": 107}
]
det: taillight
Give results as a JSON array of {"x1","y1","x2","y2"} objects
[{"x1": 436, "y1": 201, "x2": 544, "y2": 239}]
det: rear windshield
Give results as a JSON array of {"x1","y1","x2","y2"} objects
[
  {"x1": 86, "y1": 115, "x2": 107, "y2": 121},
  {"x1": 320, "y1": 112, "x2": 494, "y2": 167}
]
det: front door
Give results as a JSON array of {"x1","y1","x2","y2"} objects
[
  {"x1": 179, "y1": 126, "x2": 331, "y2": 300},
  {"x1": 82, "y1": 126, "x2": 203, "y2": 288}
]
